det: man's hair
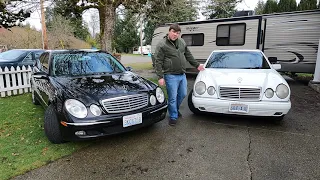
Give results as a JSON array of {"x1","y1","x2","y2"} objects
[{"x1": 169, "y1": 23, "x2": 181, "y2": 32}]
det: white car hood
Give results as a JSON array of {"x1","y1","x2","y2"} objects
[{"x1": 197, "y1": 68, "x2": 288, "y2": 90}]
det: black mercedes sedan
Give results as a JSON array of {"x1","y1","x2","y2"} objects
[
  {"x1": 31, "y1": 50, "x2": 167, "y2": 144},
  {"x1": 0, "y1": 49, "x2": 44, "y2": 70}
]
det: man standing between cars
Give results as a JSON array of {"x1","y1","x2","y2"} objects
[{"x1": 154, "y1": 23, "x2": 204, "y2": 126}]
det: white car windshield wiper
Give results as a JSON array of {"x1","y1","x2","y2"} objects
[{"x1": 243, "y1": 67, "x2": 262, "y2": 69}]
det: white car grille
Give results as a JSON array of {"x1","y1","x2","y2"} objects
[
  {"x1": 101, "y1": 94, "x2": 149, "y2": 113},
  {"x1": 219, "y1": 87, "x2": 261, "y2": 100}
]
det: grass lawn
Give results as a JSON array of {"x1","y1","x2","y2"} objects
[
  {"x1": 123, "y1": 62, "x2": 153, "y2": 71},
  {"x1": 121, "y1": 53, "x2": 147, "y2": 57},
  {"x1": 0, "y1": 64, "x2": 165, "y2": 180},
  {"x1": 0, "y1": 94, "x2": 91, "y2": 180}
]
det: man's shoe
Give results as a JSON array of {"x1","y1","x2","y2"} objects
[
  {"x1": 169, "y1": 119, "x2": 177, "y2": 126},
  {"x1": 178, "y1": 111, "x2": 182, "y2": 118}
]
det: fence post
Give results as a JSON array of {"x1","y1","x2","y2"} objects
[
  {"x1": 11, "y1": 66, "x2": 18, "y2": 95},
  {"x1": 4, "y1": 67, "x2": 11, "y2": 96},
  {"x1": 17, "y1": 66, "x2": 23, "y2": 94},
  {"x1": 0, "y1": 67, "x2": 5, "y2": 97},
  {"x1": 22, "y1": 66, "x2": 28, "y2": 93}
]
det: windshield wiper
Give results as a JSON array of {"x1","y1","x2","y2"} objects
[{"x1": 243, "y1": 67, "x2": 262, "y2": 69}]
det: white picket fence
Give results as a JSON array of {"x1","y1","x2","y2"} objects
[{"x1": 0, "y1": 65, "x2": 32, "y2": 97}]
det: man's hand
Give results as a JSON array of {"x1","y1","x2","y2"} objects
[
  {"x1": 197, "y1": 64, "x2": 205, "y2": 71},
  {"x1": 158, "y1": 78, "x2": 165, "y2": 86}
]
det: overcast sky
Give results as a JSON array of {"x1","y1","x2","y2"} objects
[{"x1": 25, "y1": 0, "x2": 302, "y2": 30}]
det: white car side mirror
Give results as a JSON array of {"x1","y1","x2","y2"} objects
[{"x1": 272, "y1": 64, "x2": 281, "y2": 70}]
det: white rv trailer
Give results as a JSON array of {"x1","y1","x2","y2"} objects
[{"x1": 151, "y1": 10, "x2": 320, "y2": 73}]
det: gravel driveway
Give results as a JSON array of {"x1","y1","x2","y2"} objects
[{"x1": 14, "y1": 70, "x2": 320, "y2": 180}]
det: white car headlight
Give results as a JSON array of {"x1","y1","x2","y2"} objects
[
  {"x1": 150, "y1": 95, "x2": 156, "y2": 105},
  {"x1": 65, "y1": 99, "x2": 88, "y2": 118},
  {"x1": 276, "y1": 84, "x2": 289, "y2": 99},
  {"x1": 156, "y1": 87, "x2": 165, "y2": 103},
  {"x1": 195, "y1": 81, "x2": 206, "y2": 95},
  {"x1": 90, "y1": 104, "x2": 102, "y2": 116},
  {"x1": 265, "y1": 88, "x2": 274, "y2": 98},
  {"x1": 207, "y1": 86, "x2": 215, "y2": 95}
]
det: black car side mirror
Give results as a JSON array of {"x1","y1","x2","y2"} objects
[
  {"x1": 126, "y1": 66, "x2": 133, "y2": 72},
  {"x1": 33, "y1": 71, "x2": 49, "y2": 79},
  {"x1": 268, "y1": 57, "x2": 278, "y2": 64}
]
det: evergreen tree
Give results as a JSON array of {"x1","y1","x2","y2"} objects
[
  {"x1": 203, "y1": 0, "x2": 240, "y2": 19},
  {"x1": 112, "y1": 10, "x2": 139, "y2": 53},
  {"x1": 263, "y1": 0, "x2": 278, "y2": 14},
  {"x1": 255, "y1": 0, "x2": 265, "y2": 15},
  {"x1": 298, "y1": 0, "x2": 318, "y2": 10},
  {"x1": 278, "y1": 0, "x2": 297, "y2": 12}
]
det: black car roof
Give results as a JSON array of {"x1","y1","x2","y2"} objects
[{"x1": 45, "y1": 49, "x2": 107, "y2": 54}]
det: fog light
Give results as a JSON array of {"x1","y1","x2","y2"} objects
[
  {"x1": 75, "y1": 131, "x2": 86, "y2": 136},
  {"x1": 199, "y1": 107, "x2": 206, "y2": 110}
]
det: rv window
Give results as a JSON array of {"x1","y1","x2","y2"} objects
[
  {"x1": 216, "y1": 23, "x2": 246, "y2": 46},
  {"x1": 181, "y1": 33, "x2": 204, "y2": 46}
]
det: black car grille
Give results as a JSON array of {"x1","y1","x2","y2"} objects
[
  {"x1": 219, "y1": 86, "x2": 261, "y2": 100},
  {"x1": 101, "y1": 94, "x2": 149, "y2": 113}
]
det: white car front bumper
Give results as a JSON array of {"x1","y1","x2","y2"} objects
[{"x1": 192, "y1": 95, "x2": 291, "y2": 117}]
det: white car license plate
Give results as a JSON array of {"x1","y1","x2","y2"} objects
[
  {"x1": 123, "y1": 113, "x2": 142, "y2": 128},
  {"x1": 229, "y1": 104, "x2": 249, "y2": 113}
]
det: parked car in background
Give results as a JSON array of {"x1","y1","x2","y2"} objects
[
  {"x1": 188, "y1": 49, "x2": 291, "y2": 121},
  {"x1": 0, "y1": 49, "x2": 44, "y2": 70},
  {"x1": 31, "y1": 49, "x2": 167, "y2": 144}
]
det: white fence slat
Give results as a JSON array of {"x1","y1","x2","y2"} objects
[
  {"x1": 27, "y1": 66, "x2": 32, "y2": 92},
  {"x1": 11, "y1": 66, "x2": 18, "y2": 95},
  {"x1": 16, "y1": 66, "x2": 23, "y2": 94},
  {"x1": 0, "y1": 68, "x2": 5, "y2": 97},
  {"x1": 22, "y1": 66, "x2": 28, "y2": 93},
  {"x1": 4, "y1": 67, "x2": 11, "y2": 96},
  {"x1": 0, "y1": 65, "x2": 33, "y2": 98}
]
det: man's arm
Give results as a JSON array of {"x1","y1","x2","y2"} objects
[
  {"x1": 184, "y1": 46, "x2": 200, "y2": 68},
  {"x1": 154, "y1": 44, "x2": 165, "y2": 79}
]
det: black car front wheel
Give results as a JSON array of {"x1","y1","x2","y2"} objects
[
  {"x1": 188, "y1": 90, "x2": 201, "y2": 115},
  {"x1": 44, "y1": 104, "x2": 65, "y2": 144}
]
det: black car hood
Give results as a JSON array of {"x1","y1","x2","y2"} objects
[{"x1": 53, "y1": 72, "x2": 156, "y2": 105}]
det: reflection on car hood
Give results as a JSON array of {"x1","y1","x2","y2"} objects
[
  {"x1": 198, "y1": 69, "x2": 287, "y2": 89},
  {"x1": 52, "y1": 72, "x2": 155, "y2": 104}
]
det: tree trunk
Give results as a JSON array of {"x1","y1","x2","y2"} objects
[{"x1": 99, "y1": 5, "x2": 116, "y2": 52}]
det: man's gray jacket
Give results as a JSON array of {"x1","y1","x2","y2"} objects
[{"x1": 154, "y1": 35, "x2": 200, "y2": 79}]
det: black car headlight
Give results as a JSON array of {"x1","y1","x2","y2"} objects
[
  {"x1": 90, "y1": 104, "x2": 102, "y2": 116},
  {"x1": 156, "y1": 87, "x2": 165, "y2": 103},
  {"x1": 150, "y1": 95, "x2": 156, "y2": 106},
  {"x1": 65, "y1": 99, "x2": 88, "y2": 118}
]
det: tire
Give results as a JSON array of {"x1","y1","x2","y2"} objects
[
  {"x1": 31, "y1": 86, "x2": 40, "y2": 105},
  {"x1": 188, "y1": 90, "x2": 201, "y2": 114},
  {"x1": 44, "y1": 104, "x2": 65, "y2": 144},
  {"x1": 273, "y1": 115, "x2": 285, "y2": 122}
]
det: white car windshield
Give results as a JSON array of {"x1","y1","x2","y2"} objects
[{"x1": 205, "y1": 51, "x2": 270, "y2": 69}]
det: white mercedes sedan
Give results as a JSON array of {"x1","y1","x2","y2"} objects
[{"x1": 188, "y1": 50, "x2": 291, "y2": 121}]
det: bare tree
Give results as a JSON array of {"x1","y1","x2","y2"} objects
[{"x1": 89, "y1": 9, "x2": 100, "y2": 38}]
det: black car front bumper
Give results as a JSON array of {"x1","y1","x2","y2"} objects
[{"x1": 59, "y1": 103, "x2": 167, "y2": 141}]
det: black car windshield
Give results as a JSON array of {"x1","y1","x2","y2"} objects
[
  {"x1": 52, "y1": 52, "x2": 126, "y2": 76},
  {"x1": 0, "y1": 50, "x2": 27, "y2": 61},
  {"x1": 205, "y1": 51, "x2": 270, "y2": 69}
]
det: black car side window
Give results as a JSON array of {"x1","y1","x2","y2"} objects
[
  {"x1": 39, "y1": 53, "x2": 49, "y2": 73},
  {"x1": 23, "y1": 53, "x2": 33, "y2": 62}
]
